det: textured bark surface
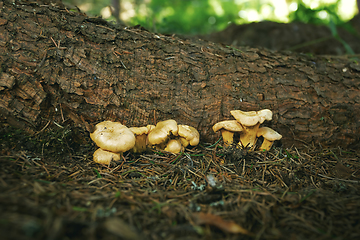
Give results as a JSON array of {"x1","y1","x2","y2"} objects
[{"x1": 0, "y1": 0, "x2": 359, "y2": 149}]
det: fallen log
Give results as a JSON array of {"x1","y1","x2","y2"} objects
[{"x1": 0, "y1": 0, "x2": 359, "y2": 149}]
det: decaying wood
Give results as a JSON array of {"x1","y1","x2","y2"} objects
[{"x1": 0, "y1": 0, "x2": 359, "y2": 148}]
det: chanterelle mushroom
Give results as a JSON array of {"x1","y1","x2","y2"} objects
[
  {"x1": 212, "y1": 120, "x2": 243, "y2": 147},
  {"x1": 164, "y1": 139, "x2": 183, "y2": 153},
  {"x1": 256, "y1": 127, "x2": 282, "y2": 151},
  {"x1": 147, "y1": 119, "x2": 179, "y2": 146},
  {"x1": 90, "y1": 121, "x2": 136, "y2": 163},
  {"x1": 93, "y1": 148, "x2": 121, "y2": 165},
  {"x1": 230, "y1": 109, "x2": 272, "y2": 148},
  {"x1": 129, "y1": 125, "x2": 155, "y2": 153},
  {"x1": 177, "y1": 125, "x2": 200, "y2": 147}
]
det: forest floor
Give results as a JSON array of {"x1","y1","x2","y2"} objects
[
  {"x1": 1, "y1": 121, "x2": 359, "y2": 240},
  {"x1": 1, "y1": 1, "x2": 360, "y2": 239}
]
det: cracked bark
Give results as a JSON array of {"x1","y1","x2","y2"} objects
[{"x1": 0, "y1": 0, "x2": 359, "y2": 149}]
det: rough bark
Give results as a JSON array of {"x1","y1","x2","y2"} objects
[{"x1": 0, "y1": 0, "x2": 359, "y2": 149}]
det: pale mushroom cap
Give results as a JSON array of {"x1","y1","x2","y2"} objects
[
  {"x1": 93, "y1": 148, "x2": 121, "y2": 165},
  {"x1": 146, "y1": 125, "x2": 156, "y2": 132},
  {"x1": 164, "y1": 139, "x2": 183, "y2": 153},
  {"x1": 257, "y1": 109, "x2": 273, "y2": 123},
  {"x1": 90, "y1": 121, "x2": 136, "y2": 153},
  {"x1": 180, "y1": 137, "x2": 190, "y2": 147},
  {"x1": 256, "y1": 127, "x2": 282, "y2": 141},
  {"x1": 213, "y1": 120, "x2": 243, "y2": 133},
  {"x1": 178, "y1": 125, "x2": 200, "y2": 146},
  {"x1": 129, "y1": 126, "x2": 149, "y2": 135},
  {"x1": 147, "y1": 119, "x2": 179, "y2": 145},
  {"x1": 230, "y1": 109, "x2": 273, "y2": 126}
]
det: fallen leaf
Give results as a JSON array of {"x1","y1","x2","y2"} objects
[
  {"x1": 192, "y1": 212, "x2": 253, "y2": 235},
  {"x1": 104, "y1": 218, "x2": 142, "y2": 240}
]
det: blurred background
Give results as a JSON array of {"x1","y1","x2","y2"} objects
[
  {"x1": 63, "y1": 0, "x2": 358, "y2": 35},
  {"x1": 62, "y1": 0, "x2": 360, "y2": 55}
]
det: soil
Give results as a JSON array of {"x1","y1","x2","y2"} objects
[{"x1": 1, "y1": 1, "x2": 360, "y2": 240}]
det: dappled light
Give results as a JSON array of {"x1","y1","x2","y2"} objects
[{"x1": 63, "y1": 0, "x2": 358, "y2": 34}]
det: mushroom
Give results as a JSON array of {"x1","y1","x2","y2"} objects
[
  {"x1": 90, "y1": 121, "x2": 136, "y2": 163},
  {"x1": 230, "y1": 109, "x2": 272, "y2": 148},
  {"x1": 164, "y1": 139, "x2": 183, "y2": 153},
  {"x1": 212, "y1": 120, "x2": 243, "y2": 146},
  {"x1": 256, "y1": 127, "x2": 282, "y2": 151},
  {"x1": 129, "y1": 125, "x2": 155, "y2": 153},
  {"x1": 93, "y1": 148, "x2": 121, "y2": 165},
  {"x1": 177, "y1": 125, "x2": 200, "y2": 147},
  {"x1": 147, "y1": 119, "x2": 179, "y2": 148}
]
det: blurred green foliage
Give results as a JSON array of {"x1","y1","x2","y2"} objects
[
  {"x1": 289, "y1": 0, "x2": 342, "y2": 24},
  {"x1": 63, "y1": 0, "x2": 357, "y2": 35},
  {"x1": 133, "y1": 0, "x2": 241, "y2": 34}
]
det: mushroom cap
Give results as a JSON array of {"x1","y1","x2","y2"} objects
[
  {"x1": 230, "y1": 109, "x2": 273, "y2": 126},
  {"x1": 178, "y1": 125, "x2": 200, "y2": 146},
  {"x1": 257, "y1": 109, "x2": 273, "y2": 123},
  {"x1": 129, "y1": 126, "x2": 149, "y2": 135},
  {"x1": 90, "y1": 121, "x2": 136, "y2": 153},
  {"x1": 213, "y1": 120, "x2": 243, "y2": 133},
  {"x1": 256, "y1": 127, "x2": 282, "y2": 141},
  {"x1": 146, "y1": 124, "x2": 156, "y2": 132},
  {"x1": 179, "y1": 137, "x2": 190, "y2": 147},
  {"x1": 164, "y1": 139, "x2": 183, "y2": 153},
  {"x1": 93, "y1": 148, "x2": 121, "y2": 165},
  {"x1": 147, "y1": 119, "x2": 178, "y2": 145}
]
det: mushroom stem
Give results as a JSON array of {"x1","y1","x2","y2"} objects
[
  {"x1": 221, "y1": 130, "x2": 234, "y2": 147},
  {"x1": 239, "y1": 123, "x2": 260, "y2": 148},
  {"x1": 259, "y1": 139, "x2": 273, "y2": 151},
  {"x1": 256, "y1": 127, "x2": 282, "y2": 151},
  {"x1": 132, "y1": 134, "x2": 147, "y2": 153}
]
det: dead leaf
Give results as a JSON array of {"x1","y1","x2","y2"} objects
[
  {"x1": 103, "y1": 218, "x2": 142, "y2": 240},
  {"x1": 335, "y1": 163, "x2": 354, "y2": 179},
  {"x1": 192, "y1": 212, "x2": 253, "y2": 235}
]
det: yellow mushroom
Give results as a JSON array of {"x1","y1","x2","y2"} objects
[
  {"x1": 93, "y1": 148, "x2": 121, "y2": 165},
  {"x1": 256, "y1": 127, "x2": 282, "y2": 151},
  {"x1": 164, "y1": 139, "x2": 183, "y2": 153},
  {"x1": 230, "y1": 109, "x2": 272, "y2": 148},
  {"x1": 177, "y1": 125, "x2": 200, "y2": 147},
  {"x1": 129, "y1": 125, "x2": 155, "y2": 153},
  {"x1": 90, "y1": 121, "x2": 135, "y2": 164},
  {"x1": 212, "y1": 120, "x2": 243, "y2": 147},
  {"x1": 147, "y1": 119, "x2": 179, "y2": 145}
]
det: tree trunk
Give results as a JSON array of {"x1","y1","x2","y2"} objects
[{"x1": 0, "y1": 0, "x2": 359, "y2": 149}]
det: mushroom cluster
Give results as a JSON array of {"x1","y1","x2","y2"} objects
[
  {"x1": 213, "y1": 109, "x2": 282, "y2": 150},
  {"x1": 90, "y1": 120, "x2": 200, "y2": 164},
  {"x1": 90, "y1": 121, "x2": 136, "y2": 165},
  {"x1": 146, "y1": 120, "x2": 200, "y2": 153}
]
